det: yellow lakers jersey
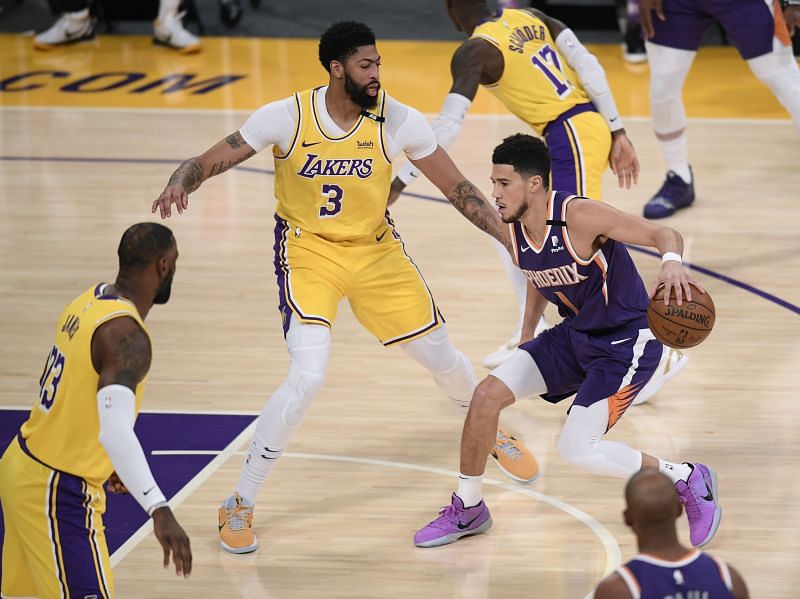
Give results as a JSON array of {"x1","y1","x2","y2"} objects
[
  {"x1": 472, "y1": 9, "x2": 591, "y2": 134},
  {"x1": 273, "y1": 87, "x2": 393, "y2": 242},
  {"x1": 20, "y1": 284, "x2": 148, "y2": 485}
]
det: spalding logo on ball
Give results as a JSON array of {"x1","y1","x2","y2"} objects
[{"x1": 647, "y1": 283, "x2": 715, "y2": 349}]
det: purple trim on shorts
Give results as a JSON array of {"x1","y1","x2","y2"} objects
[
  {"x1": 55, "y1": 474, "x2": 110, "y2": 598},
  {"x1": 272, "y1": 215, "x2": 293, "y2": 337},
  {"x1": 272, "y1": 215, "x2": 331, "y2": 335},
  {"x1": 47, "y1": 471, "x2": 68, "y2": 597},
  {"x1": 542, "y1": 103, "x2": 596, "y2": 137}
]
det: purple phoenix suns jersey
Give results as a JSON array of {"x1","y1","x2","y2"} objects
[
  {"x1": 510, "y1": 190, "x2": 649, "y2": 332},
  {"x1": 617, "y1": 551, "x2": 735, "y2": 599}
]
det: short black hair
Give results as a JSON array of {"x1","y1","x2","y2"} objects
[
  {"x1": 492, "y1": 133, "x2": 550, "y2": 186},
  {"x1": 118, "y1": 222, "x2": 174, "y2": 270},
  {"x1": 318, "y1": 21, "x2": 376, "y2": 72}
]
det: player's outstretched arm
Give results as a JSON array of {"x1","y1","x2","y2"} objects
[
  {"x1": 567, "y1": 199, "x2": 704, "y2": 305},
  {"x1": 93, "y1": 317, "x2": 192, "y2": 577},
  {"x1": 592, "y1": 572, "x2": 633, "y2": 599},
  {"x1": 387, "y1": 40, "x2": 494, "y2": 206},
  {"x1": 411, "y1": 146, "x2": 512, "y2": 252},
  {"x1": 521, "y1": 283, "x2": 547, "y2": 344},
  {"x1": 152, "y1": 131, "x2": 256, "y2": 219}
]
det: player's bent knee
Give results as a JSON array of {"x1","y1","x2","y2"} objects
[
  {"x1": 281, "y1": 370, "x2": 325, "y2": 427},
  {"x1": 470, "y1": 379, "x2": 512, "y2": 415}
]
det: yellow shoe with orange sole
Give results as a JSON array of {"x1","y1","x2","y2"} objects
[
  {"x1": 491, "y1": 429, "x2": 540, "y2": 483},
  {"x1": 218, "y1": 493, "x2": 258, "y2": 554}
]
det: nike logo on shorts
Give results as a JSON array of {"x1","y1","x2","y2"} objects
[
  {"x1": 376, "y1": 229, "x2": 388, "y2": 242},
  {"x1": 610, "y1": 338, "x2": 632, "y2": 345}
]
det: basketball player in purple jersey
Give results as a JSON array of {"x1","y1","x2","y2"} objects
[
  {"x1": 595, "y1": 470, "x2": 748, "y2": 598},
  {"x1": 640, "y1": 0, "x2": 800, "y2": 218},
  {"x1": 415, "y1": 134, "x2": 722, "y2": 550}
]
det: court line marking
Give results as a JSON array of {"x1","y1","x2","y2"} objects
[
  {"x1": 148, "y1": 449, "x2": 622, "y2": 591},
  {"x1": 109, "y1": 419, "x2": 258, "y2": 566},
  {"x1": 1, "y1": 154, "x2": 797, "y2": 315},
  {"x1": 0, "y1": 105, "x2": 791, "y2": 125}
]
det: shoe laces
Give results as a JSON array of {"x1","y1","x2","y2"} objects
[
  {"x1": 225, "y1": 502, "x2": 253, "y2": 532},
  {"x1": 496, "y1": 432, "x2": 522, "y2": 461},
  {"x1": 427, "y1": 502, "x2": 461, "y2": 530}
]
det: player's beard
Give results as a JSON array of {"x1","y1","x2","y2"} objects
[
  {"x1": 153, "y1": 269, "x2": 174, "y2": 304},
  {"x1": 344, "y1": 72, "x2": 379, "y2": 109},
  {"x1": 501, "y1": 200, "x2": 529, "y2": 223}
]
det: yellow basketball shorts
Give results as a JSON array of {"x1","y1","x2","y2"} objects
[
  {"x1": 272, "y1": 213, "x2": 443, "y2": 345},
  {"x1": 0, "y1": 434, "x2": 113, "y2": 599},
  {"x1": 543, "y1": 104, "x2": 611, "y2": 201}
]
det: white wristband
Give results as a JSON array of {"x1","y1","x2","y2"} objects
[{"x1": 661, "y1": 252, "x2": 682, "y2": 263}]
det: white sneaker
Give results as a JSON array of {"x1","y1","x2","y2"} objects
[
  {"x1": 481, "y1": 317, "x2": 550, "y2": 369},
  {"x1": 633, "y1": 347, "x2": 688, "y2": 406},
  {"x1": 33, "y1": 9, "x2": 94, "y2": 50},
  {"x1": 153, "y1": 11, "x2": 201, "y2": 53}
]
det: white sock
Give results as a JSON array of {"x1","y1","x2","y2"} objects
[
  {"x1": 66, "y1": 8, "x2": 90, "y2": 20},
  {"x1": 157, "y1": 0, "x2": 181, "y2": 21},
  {"x1": 658, "y1": 459, "x2": 692, "y2": 484},
  {"x1": 456, "y1": 473, "x2": 483, "y2": 507},
  {"x1": 236, "y1": 432, "x2": 285, "y2": 502},
  {"x1": 658, "y1": 135, "x2": 691, "y2": 183}
]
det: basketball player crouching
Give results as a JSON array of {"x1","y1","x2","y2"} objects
[{"x1": 415, "y1": 134, "x2": 721, "y2": 550}]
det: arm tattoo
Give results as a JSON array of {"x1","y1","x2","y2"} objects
[
  {"x1": 448, "y1": 180, "x2": 512, "y2": 253},
  {"x1": 207, "y1": 149, "x2": 256, "y2": 177},
  {"x1": 225, "y1": 132, "x2": 246, "y2": 149},
  {"x1": 168, "y1": 158, "x2": 204, "y2": 193},
  {"x1": 112, "y1": 328, "x2": 152, "y2": 390}
]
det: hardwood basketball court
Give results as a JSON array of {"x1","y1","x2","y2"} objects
[{"x1": 1, "y1": 35, "x2": 798, "y2": 598}]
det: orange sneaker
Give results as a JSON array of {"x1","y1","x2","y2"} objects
[
  {"x1": 218, "y1": 493, "x2": 258, "y2": 554},
  {"x1": 491, "y1": 428, "x2": 540, "y2": 483}
]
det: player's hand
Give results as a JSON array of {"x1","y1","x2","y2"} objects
[
  {"x1": 609, "y1": 130, "x2": 639, "y2": 189},
  {"x1": 387, "y1": 177, "x2": 406, "y2": 207},
  {"x1": 152, "y1": 184, "x2": 189, "y2": 219},
  {"x1": 784, "y1": 6, "x2": 800, "y2": 37},
  {"x1": 152, "y1": 507, "x2": 192, "y2": 578},
  {"x1": 640, "y1": 0, "x2": 665, "y2": 39},
  {"x1": 649, "y1": 261, "x2": 706, "y2": 306},
  {"x1": 105, "y1": 471, "x2": 128, "y2": 494}
]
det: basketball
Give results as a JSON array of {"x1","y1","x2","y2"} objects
[{"x1": 647, "y1": 284, "x2": 715, "y2": 349}]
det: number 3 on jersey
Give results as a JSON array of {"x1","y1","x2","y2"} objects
[
  {"x1": 319, "y1": 183, "x2": 344, "y2": 218},
  {"x1": 38, "y1": 344, "x2": 66, "y2": 412},
  {"x1": 530, "y1": 44, "x2": 573, "y2": 99}
]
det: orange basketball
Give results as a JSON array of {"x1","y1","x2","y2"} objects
[{"x1": 647, "y1": 283, "x2": 715, "y2": 349}]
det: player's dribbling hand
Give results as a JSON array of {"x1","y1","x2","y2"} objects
[
  {"x1": 152, "y1": 185, "x2": 189, "y2": 219},
  {"x1": 649, "y1": 261, "x2": 706, "y2": 306},
  {"x1": 105, "y1": 471, "x2": 128, "y2": 494},
  {"x1": 640, "y1": 0, "x2": 665, "y2": 39},
  {"x1": 609, "y1": 131, "x2": 639, "y2": 189},
  {"x1": 152, "y1": 506, "x2": 192, "y2": 578}
]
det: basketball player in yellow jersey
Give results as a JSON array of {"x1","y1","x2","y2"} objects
[
  {"x1": 152, "y1": 21, "x2": 540, "y2": 555},
  {"x1": 388, "y1": 1, "x2": 685, "y2": 405},
  {"x1": 0, "y1": 223, "x2": 192, "y2": 598}
]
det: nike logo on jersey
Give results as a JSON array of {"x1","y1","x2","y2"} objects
[
  {"x1": 520, "y1": 244, "x2": 532, "y2": 253},
  {"x1": 376, "y1": 229, "x2": 388, "y2": 242},
  {"x1": 610, "y1": 338, "x2": 632, "y2": 345},
  {"x1": 301, "y1": 140, "x2": 321, "y2": 147},
  {"x1": 456, "y1": 514, "x2": 482, "y2": 530}
]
